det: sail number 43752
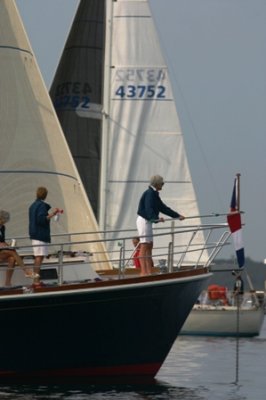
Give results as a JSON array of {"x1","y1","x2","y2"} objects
[{"x1": 115, "y1": 85, "x2": 166, "y2": 99}]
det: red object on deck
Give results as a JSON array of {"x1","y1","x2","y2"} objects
[
  {"x1": 208, "y1": 284, "x2": 228, "y2": 304},
  {"x1": 133, "y1": 248, "x2": 141, "y2": 268}
]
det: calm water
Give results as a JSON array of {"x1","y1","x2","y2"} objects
[{"x1": 1, "y1": 319, "x2": 265, "y2": 400}]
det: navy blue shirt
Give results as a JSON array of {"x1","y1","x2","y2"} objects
[
  {"x1": 0, "y1": 225, "x2": 5, "y2": 242},
  {"x1": 137, "y1": 186, "x2": 180, "y2": 222},
  {"x1": 29, "y1": 199, "x2": 51, "y2": 243}
]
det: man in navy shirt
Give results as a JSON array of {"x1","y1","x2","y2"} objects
[
  {"x1": 136, "y1": 175, "x2": 185, "y2": 276},
  {"x1": 29, "y1": 187, "x2": 59, "y2": 282}
]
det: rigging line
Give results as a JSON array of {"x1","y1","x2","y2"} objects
[
  {"x1": 161, "y1": 211, "x2": 244, "y2": 222},
  {"x1": 104, "y1": 115, "x2": 170, "y2": 162},
  {"x1": 149, "y1": 3, "x2": 225, "y2": 212},
  {"x1": 0, "y1": 170, "x2": 78, "y2": 182},
  {"x1": 114, "y1": 16, "x2": 151, "y2": 19},
  {"x1": 108, "y1": 180, "x2": 191, "y2": 184},
  {"x1": 0, "y1": 45, "x2": 33, "y2": 56},
  {"x1": 234, "y1": 293, "x2": 240, "y2": 385},
  {"x1": 170, "y1": 74, "x2": 223, "y2": 209}
]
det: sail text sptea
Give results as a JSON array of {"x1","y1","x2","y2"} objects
[
  {"x1": 115, "y1": 68, "x2": 166, "y2": 82},
  {"x1": 53, "y1": 81, "x2": 92, "y2": 110}
]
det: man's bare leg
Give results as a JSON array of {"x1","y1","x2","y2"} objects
[
  {"x1": 33, "y1": 255, "x2": 44, "y2": 283},
  {"x1": 4, "y1": 257, "x2": 15, "y2": 286},
  {"x1": 139, "y1": 242, "x2": 153, "y2": 276}
]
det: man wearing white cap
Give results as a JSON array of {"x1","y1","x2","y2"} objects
[{"x1": 136, "y1": 175, "x2": 185, "y2": 276}]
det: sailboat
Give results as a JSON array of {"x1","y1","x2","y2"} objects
[
  {"x1": 49, "y1": 0, "x2": 209, "y2": 266},
  {"x1": 181, "y1": 176, "x2": 265, "y2": 337},
  {"x1": 0, "y1": 0, "x2": 228, "y2": 380},
  {"x1": 181, "y1": 285, "x2": 265, "y2": 337}
]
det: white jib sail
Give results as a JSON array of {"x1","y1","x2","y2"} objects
[
  {"x1": 102, "y1": 0, "x2": 208, "y2": 264},
  {"x1": 0, "y1": 0, "x2": 110, "y2": 270}
]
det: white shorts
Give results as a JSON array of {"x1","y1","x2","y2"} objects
[
  {"x1": 136, "y1": 215, "x2": 153, "y2": 243},
  {"x1": 31, "y1": 240, "x2": 48, "y2": 257}
]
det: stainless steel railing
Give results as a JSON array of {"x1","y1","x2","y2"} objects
[{"x1": 2, "y1": 221, "x2": 231, "y2": 283}]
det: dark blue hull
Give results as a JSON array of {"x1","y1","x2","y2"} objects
[{"x1": 0, "y1": 270, "x2": 210, "y2": 380}]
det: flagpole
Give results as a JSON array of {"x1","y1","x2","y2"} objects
[
  {"x1": 235, "y1": 172, "x2": 241, "y2": 385},
  {"x1": 235, "y1": 172, "x2": 259, "y2": 305},
  {"x1": 236, "y1": 173, "x2": 241, "y2": 211}
]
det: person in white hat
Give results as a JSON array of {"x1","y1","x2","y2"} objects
[{"x1": 136, "y1": 175, "x2": 185, "y2": 276}]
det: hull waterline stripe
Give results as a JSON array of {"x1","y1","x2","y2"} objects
[{"x1": 0, "y1": 362, "x2": 161, "y2": 378}]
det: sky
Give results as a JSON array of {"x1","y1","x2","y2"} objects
[{"x1": 16, "y1": 0, "x2": 266, "y2": 262}]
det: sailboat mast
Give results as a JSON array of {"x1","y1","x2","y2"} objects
[{"x1": 99, "y1": 0, "x2": 114, "y2": 232}]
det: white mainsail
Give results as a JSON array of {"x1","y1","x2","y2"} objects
[
  {"x1": 0, "y1": 0, "x2": 110, "y2": 270},
  {"x1": 50, "y1": 0, "x2": 208, "y2": 264}
]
